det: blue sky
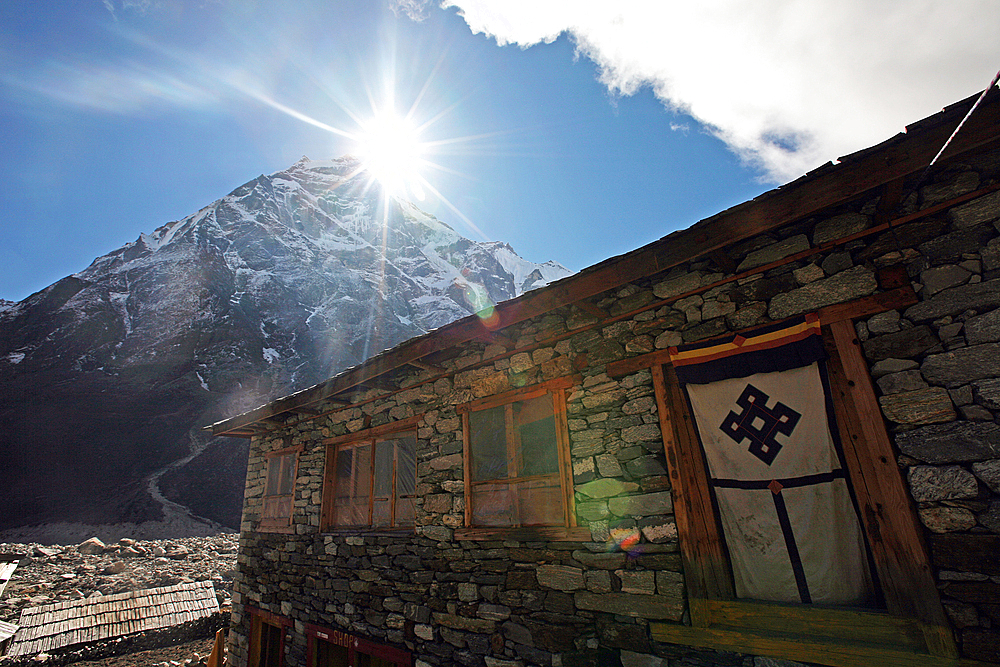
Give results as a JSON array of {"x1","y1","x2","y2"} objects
[{"x1": 1, "y1": 0, "x2": 996, "y2": 302}]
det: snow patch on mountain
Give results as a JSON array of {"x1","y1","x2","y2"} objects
[{"x1": 0, "y1": 153, "x2": 573, "y2": 533}]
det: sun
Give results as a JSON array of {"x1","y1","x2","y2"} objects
[{"x1": 355, "y1": 110, "x2": 425, "y2": 200}]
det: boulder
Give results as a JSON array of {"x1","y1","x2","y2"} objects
[{"x1": 77, "y1": 537, "x2": 106, "y2": 555}]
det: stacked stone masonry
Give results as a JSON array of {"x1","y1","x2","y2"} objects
[{"x1": 228, "y1": 147, "x2": 1000, "y2": 666}]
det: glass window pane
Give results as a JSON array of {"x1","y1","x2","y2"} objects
[
  {"x1": 469, "y1": 406, "x2": 508, "y2": 481},
  {"x1": 396, "y1": 433, "x2": 416, "y2": 498},
  {"x1": 372, "y1": 499, "x2": 391, "y2": 527},
  {"x1": 516, "y1": 395, "x2": 558, "y2": 477},
  {"x1": 516, "y1": 478, "x2": 564, "y2": 526},
  {"x1": 333, "y1": 445, "x2": 371, "y2": 526},
  {"x1": 395, "y1": 497, "x2": 415, "y2": 527},
  {"x1": 395, "y1": 432, "x2": 416, "y2": 527},
  {"x1": 278, "y1": 454, "x2": 296, "y2": 495},
  {"x1": 373, "y1": 440, "x2": 393, "y2": 497},
  {"x1": 471, "y1": 483, "x2": 515, "y2": 526},
  {"x1": 334, "y1": 449, "x2": 353, "y2": 500},
  {"x1": 353, "y1": 445, "x2": 371, "y2": 524},
  {"x1": 266, "y1": 457, "x2": 282, "y2": 496}
]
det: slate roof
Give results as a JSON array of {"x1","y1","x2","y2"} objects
[{"x1": 6, "y1": 580, "x2": 219, "y2": 658}]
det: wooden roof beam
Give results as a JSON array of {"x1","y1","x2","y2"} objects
[
  {"x1": 574, "y1": 300, "x2": 609, "y2": 319},
  {"x1": 358, "y1": 376, "x2": 398, "y2": 393},
  {"x1": 478, "y1": 331, "x2": 514, "y2": 349},
  {"x1": 407, "y1": 359, "x2": 446, "y2": 374}
]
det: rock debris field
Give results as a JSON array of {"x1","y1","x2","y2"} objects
[
  {"x1": 0, "y1": 534, "x2": 238, "y2": 626},
  {"x1": 0, "y1": 534, "x2": 238, "y2": 666}
]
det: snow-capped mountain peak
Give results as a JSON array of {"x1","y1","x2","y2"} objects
[{"x1": 0, "y1": 156, "x2": 571, "y2": 532}]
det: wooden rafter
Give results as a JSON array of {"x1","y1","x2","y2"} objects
[
  {"x1": 574, "y1": 300, "x2": 609, "y2": 319},
  {"x1": 407, "y1": 359, "x2": 446, "y2": 374}
]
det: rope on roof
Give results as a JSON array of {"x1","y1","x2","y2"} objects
[
  {"x1": 926, "y1": 67, "x2": 1000, "y2": 171},
  {"x1": 885, "y1": 67, "x2": 1000, "y2": 257}
]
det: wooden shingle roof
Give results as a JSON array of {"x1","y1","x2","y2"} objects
[
  {"x1": 0, "y1": 619, "x2": 18, "y2": 646},
  {"x1": 6, "y1": 580, "x2": 219, "y2": 658}
]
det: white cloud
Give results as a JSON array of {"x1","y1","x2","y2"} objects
[
  {"x1": 1, "y1": 58, "x2": 218, "y2": 115},
  {"x1": 390, "y1": 0, "x2": 433, "y2": 22},
  {"x1": 440, "y1": 0, "x2": 1000, "y2": 182},
  {"x1": 101, "y1": 0, "x2": 117, "y2": 20}
]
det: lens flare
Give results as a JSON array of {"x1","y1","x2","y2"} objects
[
  {"x1": 458, "y1": 279, "x2": 502, "y2": 330},
  {"x1": 356, "y1": 110, "x2": 424, "y2": 198},
  {"x1": 607, "y1": 526, "x2": 642, "y2": 554}
]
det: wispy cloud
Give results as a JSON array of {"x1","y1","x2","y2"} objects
[
  {"x1": 101, "y1": 0, "x2": 165, "y2": 19},
  {"x1": 390, "y1": 0, "x2": 433, "y2": 22},
  {"x1": 1, "y1": 57, "x2": 219, "y2": 115},
  {"x1": 438, "y1": 0, "x2": 1000, "y2": 182}
]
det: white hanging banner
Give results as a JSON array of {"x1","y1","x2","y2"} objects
[{"x1": 670, "y1": 315, "x2": 875, "y2": 605}]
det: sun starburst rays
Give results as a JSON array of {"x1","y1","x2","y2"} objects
[{"x1": 355, "y1": 109, "x2": 427, "y2": 200}]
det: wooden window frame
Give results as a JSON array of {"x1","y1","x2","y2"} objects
[
  {"x1": 320, "y1": 414, "x2": 422, "y2": 532},
  {"x1": 259, "y1": 445, "x2": 302, "y2": 533},
  {"x1": 247, "y1": 607, "x2": 292, "y2": 667},
  {"x1": 647, "y1": 312, "x2": 960, "y2": 666},
  {"x1": 456, "y1": 374, "x2": 589, "y2": 541},
  {"x1": 305, "y1": 624, "x2": 411, "y2": 667}
]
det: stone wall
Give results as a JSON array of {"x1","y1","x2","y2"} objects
[{"x1": 228, "y1": 146, "x2": 1000, "y2": 667}]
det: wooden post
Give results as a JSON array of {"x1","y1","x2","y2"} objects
[
  {"x1": 207, "y1": 627, "x2": 226, "y2": 667},
  {"x1": 651, "y1": 363, "x2": 734, "y2": 624},
  {"x1": 824, "y1": 320, "x2": 956, "y2": 657}
]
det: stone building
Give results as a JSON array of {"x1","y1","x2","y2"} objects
[{"x1": 209, "y1": 89, "x2": 1000, "y2": 667}]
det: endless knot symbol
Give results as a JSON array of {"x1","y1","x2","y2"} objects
[{"x1": 719, "y1": 384, "x2": 801, "y2": 465}]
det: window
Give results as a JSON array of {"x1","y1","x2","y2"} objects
[
  {"x1": 306, "y1": 625, "x2": 411, "y2": 667},
  {"x1": 457, "y1": 375, "x2": 586, "y2": 539},
  {"x1": 321, "y1": 415, "x2": 421, "y2": 530},
  {"x1": 642, "y1": 313, "x2": 958, "y2": 665},
  {"x1": 259, "y1": 446, "x2": 300, "y2": 532},
  {"x1": 668, "y1": 316, "x2": 877, "y2": 607},
  {"x1": 248, "y1": 609, "x2": 290, "y2": 667}
]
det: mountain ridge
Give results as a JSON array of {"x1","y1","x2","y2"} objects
[{"x1": 0, "y1": 156, "x2": 571, "y2": 533}]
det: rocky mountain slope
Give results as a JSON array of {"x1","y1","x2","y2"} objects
[{"x1": 0, "y1": 157, "x2": 570, "y2": 533}]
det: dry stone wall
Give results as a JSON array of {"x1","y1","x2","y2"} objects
[{"x1": 229, "y1": 146, "x2": 1000, "y2": 666}]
